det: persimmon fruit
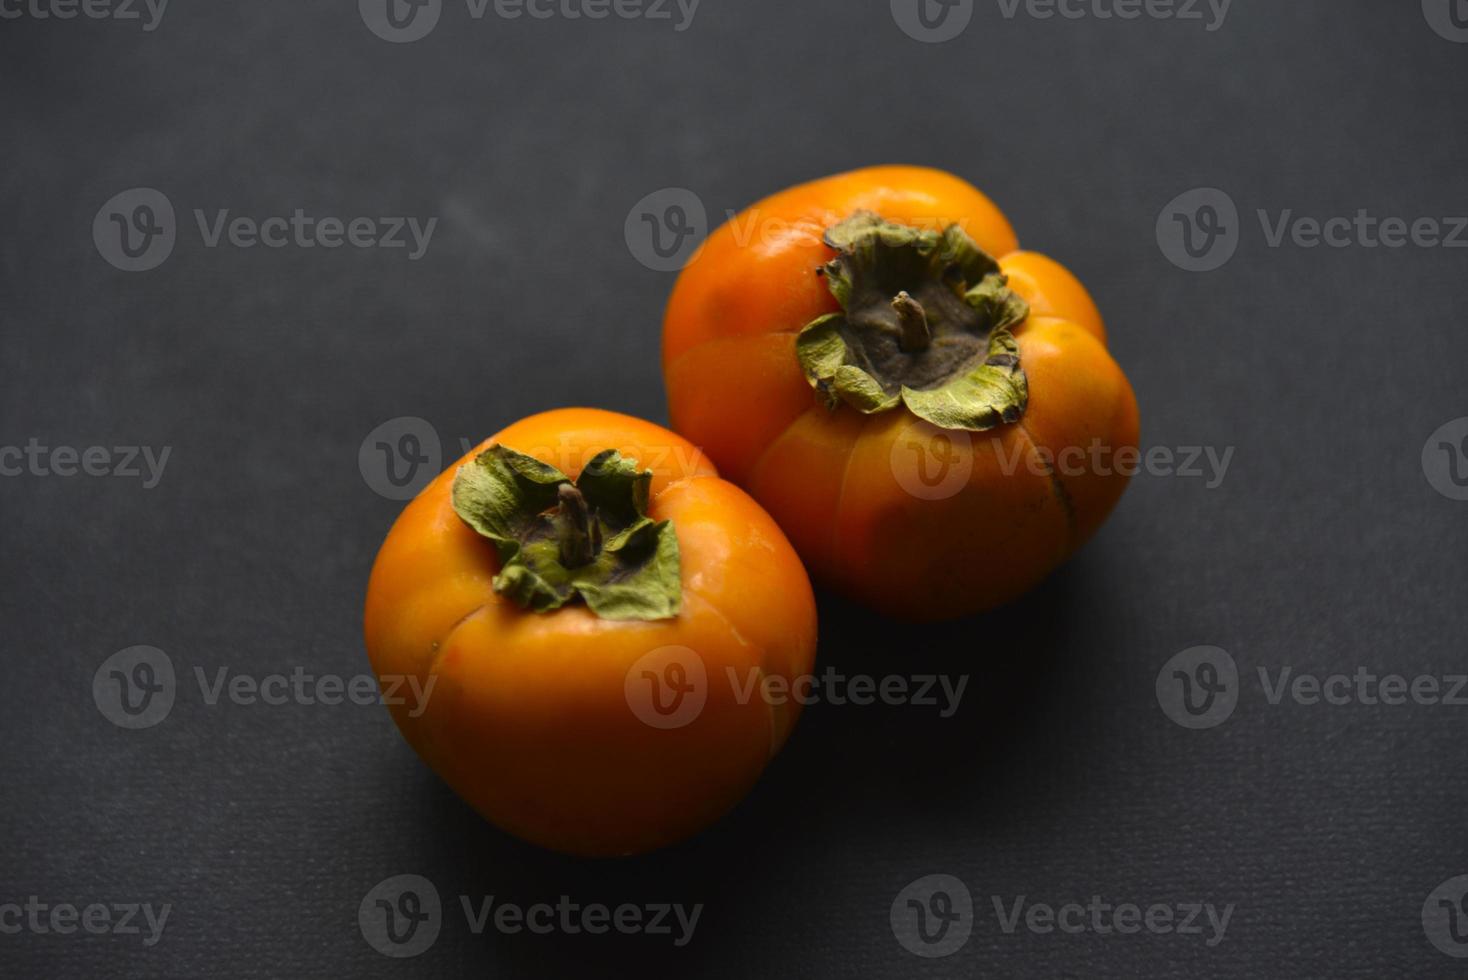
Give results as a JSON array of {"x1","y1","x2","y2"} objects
[
  {"x1": 663, "y1": 166, "x2": 1139, "y2": 621},
  {"x1": 364, "y1": 408, "x2": 817, "y2": 856}
]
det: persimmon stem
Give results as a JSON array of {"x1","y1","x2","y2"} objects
[
  {"x1": 555, "y1": 484, "x2": 600, "y2": 568},
  {"x1": 796, "y1": 213, "x2": 1030, "y2": 429},
  {"x1": 892, "y1": 291, "x2": 931, "y2": 352}
]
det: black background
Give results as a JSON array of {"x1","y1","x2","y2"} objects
[{"x1": 4, "y1": 1, "x2": 1467, "y2": 976}]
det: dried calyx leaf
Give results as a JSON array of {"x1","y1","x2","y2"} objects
[
  {"x1": 795, "y1": 211, "x2": 1030, "y2": 432},
  {"x1": 451, "y1": 445, "x2": 681, "y2": 621}
]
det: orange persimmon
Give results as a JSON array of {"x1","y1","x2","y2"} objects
[
  {"x1": 663, "y1": 166, "x2": 1139, "y2": 621},
  {"x1": 364, "y1": 408, "x2": 817, "y2": 856}
]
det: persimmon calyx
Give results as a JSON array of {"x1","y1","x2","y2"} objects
[
  {"x1": 795, "y1": 211, "x2": 1031, "y2": 432},
  {"x1": 451, "y1": 444, "x2": 682, "y2": 621}
]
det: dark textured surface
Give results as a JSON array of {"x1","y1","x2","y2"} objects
[{"x1": 3, "y1": 1, "x2": 1467, "y2": 976}]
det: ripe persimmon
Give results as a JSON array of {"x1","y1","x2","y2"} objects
[
  {"x1": 663, "y1": 166, "x2": 1139, "y2": 621},
  {"x1": 364, "y1": 408, "x2": 817, "y2": 856}
]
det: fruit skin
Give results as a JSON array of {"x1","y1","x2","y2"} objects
[
  {"x1": 663, "y1": 165, "x2": 1139, "y2": 621},
  {"x1": 364, "y1": 408, "x2": 818, "y2": 857}
]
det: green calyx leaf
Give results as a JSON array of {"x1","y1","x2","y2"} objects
[
  {"x1": 794, "y1": 211, "x2": 1031, "y2": 432},
  {"x1": 450, "y1": 445, "x2": 682, "y2": 621}
]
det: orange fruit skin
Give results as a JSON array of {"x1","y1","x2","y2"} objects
[
  {"x1": 363, "y1": 408, "x2": 818, "y2": 856},
  {"x1": 663, "y1": 166, "x2": 1139, "y2": 621}
]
